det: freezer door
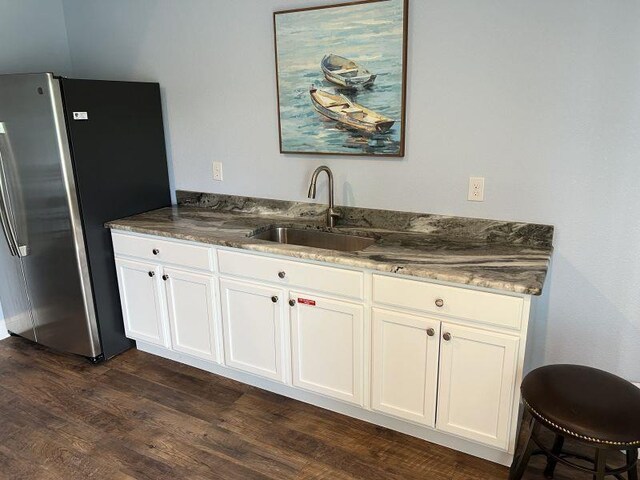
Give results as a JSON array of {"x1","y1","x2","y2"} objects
[
  {"x1": 0, "y1": 115, "x2": 35, "y2": 341},
  {"x1": 0, "y1": 73, "x2": 101, "y2": 357},
  {"x1": 0, "y1": 202, "x2": 35, "y2": 341}
]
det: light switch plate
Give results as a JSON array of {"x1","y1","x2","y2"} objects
[
  {"x1": 468, "y1": 177, "x2": 485, "y2": 202},
  {"x1": 213, "y1": 161, "x2": 223, "y2": 181}
]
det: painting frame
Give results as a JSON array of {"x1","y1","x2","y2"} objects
[{"x1": 273, "y1": 0, "x2": 409, "y2": 157}]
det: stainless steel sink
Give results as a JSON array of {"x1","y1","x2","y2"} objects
[{"x1": 251, "y1": 227, "x2": 375, "y2": 252}]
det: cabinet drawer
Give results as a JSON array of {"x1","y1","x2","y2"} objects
[
  {"x1": 372, "y1": 274, "x2": 523, "y2": 330},
  {"x1": 218, "y1": 249, "x2": 364, "y2": 300},
  {"x1": 112, "y1": 232, "x2": 213, "y2": 271}
]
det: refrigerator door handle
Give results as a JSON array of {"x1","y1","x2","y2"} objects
[
  {"x1": 0, "y1": 191, "x2": 18, "y2": 257},
  {"x1": 0, "y1": 122, "x2": 23, "y2": 257}
]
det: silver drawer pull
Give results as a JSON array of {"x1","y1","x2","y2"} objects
[
  {"x1": 278, "y1": 271, "x2": 286, "y2": 279},
  {"x1": 443, "y1": 332, "x2": 452, "y2": 341},
  {"x1": 435, "y1": 298, "x2": 444, "y2": 308},
  {"x1": 271, "y1": 296, "x2": 278, "y2": 303},
  {"x1": 426, "y1": 328, "x2": 435, "y2": 337},
  {"x1": 152, "y1": 248, "x2": 160, "y2": 255}
]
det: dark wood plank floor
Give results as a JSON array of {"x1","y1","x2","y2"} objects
[{"x1": 0, "y1": 336, "x2": 634, "y2": 479}]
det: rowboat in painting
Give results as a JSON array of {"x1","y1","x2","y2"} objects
[
  {"x1": 321, "y1": 54, "x2": 377, "y2": 88},
  {"x1": 309, "y1": 86, "x2": 394, "y2": 134}
]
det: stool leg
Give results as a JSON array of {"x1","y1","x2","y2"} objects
[
  {"x1": 543, "y1": 433, "x2": 565, "y2": 479},
  {"x1": 627, "y1": 448, "x2": 638, "y2": 480},
  {"x1": 509, "y1": 418, "x2": 540, "y2": 480},
  {"x1": 594, "y1": 449, "x2": 607, "y2": 480}
]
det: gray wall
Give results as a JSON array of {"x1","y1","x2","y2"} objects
[
  {"x1": 0, "y1": 0, "x2": 72, "y2": 339},
  {"x1": 0, "y1": 0, "x2": 72, "y2": 75},
  {"x1": 4, "y1": 0, "x2": 639, "y2": 380}
]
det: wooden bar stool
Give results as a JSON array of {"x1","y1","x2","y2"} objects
[{"x1": 509, "y1": 365, "x2": 640, "y2": 480}]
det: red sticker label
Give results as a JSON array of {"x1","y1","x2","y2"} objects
[{"x1": 298, "y1": 298, "x2": 316, "y2": 306}]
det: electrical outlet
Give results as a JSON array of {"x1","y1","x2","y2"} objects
[
  {"x1": 212, "y1": 161, "x2": 223, "y2": 181},
  {"x1": 468, "y1": 177, "x2": 485, "y2": 202}
]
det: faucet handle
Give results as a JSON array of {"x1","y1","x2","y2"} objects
[{"x1": 327, "y1": 207, "x2": 341, "y2": 228}]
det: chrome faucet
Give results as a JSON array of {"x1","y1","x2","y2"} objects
[{"x1": 307, "y1": 166, "x2": 341, "y2": 228}]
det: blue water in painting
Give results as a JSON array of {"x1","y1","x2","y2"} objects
[{"x1": 275, "y1": 0, "x2": 405, "y2": 155}]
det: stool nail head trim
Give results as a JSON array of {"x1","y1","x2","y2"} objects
[{"x1": 523, "y1": 398, "x2": 640, "y2": 447}]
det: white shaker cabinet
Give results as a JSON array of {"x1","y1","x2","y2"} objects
[
  {"x1": 112, "y1": 231, "x2": 537, "y2": 466},
  {"x1": 219, "y1": 278, "x2": 286, "y2": 383},
  {"x1": 115, "y1": 258, "x2": 168, "y2": 347},
  {"x1": 371, "y1": 308, "x2": 440, "y2": 427},
  {"x1": 289, "y1": 292, "x2": 364, "y2": 405},
  {"x1": 436, "y1": 323, "x2": 519, "y2": 449},
  {"x1": 163, "y1": 267, "x2": 219, "y2": 362},
  {"x1": 113, "y1": 232, "x2": 218, "y2": 357}
]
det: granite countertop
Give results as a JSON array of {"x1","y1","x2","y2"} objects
[{"x1": 106, "y1": 191, "x2": 554, "y2": 295}]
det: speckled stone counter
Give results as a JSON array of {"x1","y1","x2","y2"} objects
[{"x1": 106, "y1": 191, "x2": 554, "y2": 295}]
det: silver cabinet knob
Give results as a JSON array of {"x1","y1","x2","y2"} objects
[
  {"x1": 271, "y1": 296, "x2": 278, "y2": 303},
  {"x1": 162, "y1": 274, "x2": 169, "y2": 281},
  {"x1": 289, "y1": 299, "x2": 296, "y2": 307},
  {"x1": 148, "y1": 271, "x2": 155, "y2": 277},
  {"x1": 443, "y1": 332, "x2": 452, "y2": 341},
  {"x1": 152, "y1": 248, "x2": 160, "y2": 255},
  {"x1": 278, "y1": 271, "x2": 286, "y2": 279},
  {"x1": 435, "y1": 298, "x2": 444, "y2": 308},
  {"x1": 426, "y1": 328, "x2": 435, "y2": 337}
]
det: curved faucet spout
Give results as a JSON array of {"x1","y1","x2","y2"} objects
[
  {"x1": 308, "y1": 166, "x2": 333, "y2": 200},
  {"x1": 307, "y1": 166, "x2": 340, "y2": 228}
]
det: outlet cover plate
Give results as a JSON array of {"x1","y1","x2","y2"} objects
[
  {"x1": 468, "y1": 177, "x2": 485, "y2": 202},
  {"x1": 213, "y1": 161, "x2": 223, "y2": 181}
]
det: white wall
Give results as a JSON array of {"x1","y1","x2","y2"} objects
[
  {"x1": 0, "y1": 303, "x2": 6, "y2": 341},
  {"x1": 0, "y1": 0, "x2": 72, "y2": 75},
  {"x1": 20, "y1": 0, "x2": 640, "y2": 381},
  {"x1": 0, "y1": 0, "x2": 72, "y2": 339}
]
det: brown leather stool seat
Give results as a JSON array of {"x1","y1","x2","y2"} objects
[
  {"x1": 509, "y1": 365, "x2": 640, "y2": 480},
  {"x1": 522, "y1": 365, "x2": 640, "y2": 447}
]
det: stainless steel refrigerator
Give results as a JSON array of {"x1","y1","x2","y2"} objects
[{"x1": 0, "y1": 73, "x2": 170, "y2": 362}]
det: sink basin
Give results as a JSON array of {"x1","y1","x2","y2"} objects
[{"x1": 251, "y1": 227, "x2": 375, "y2": 252}]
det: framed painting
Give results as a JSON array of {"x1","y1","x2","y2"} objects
[{"x1": 274, "y1": 0, "x2": 408, "y2": 157}]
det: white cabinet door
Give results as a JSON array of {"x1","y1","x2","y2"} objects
[
  {"x1": 115, "y1": 258, "x2": 168, "y2": 347},
  {"x1": 371, "y1": 308, "x2": 440, "y2": 426},
  {"x1": 290, "y1": 292, "x2": 364, "y2": 405},
  {"x1": 163, "y1": 267, "x2": 219, "y2": 362},
  {"x1": 219, "y1": 278, "x2": 285, "y2": 383},
  {"x1": 436, "y1": 323, "x2": 519, "y2": 449}
]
